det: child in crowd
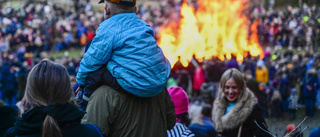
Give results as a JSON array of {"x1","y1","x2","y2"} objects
[
  {"x1": 189, "y1": 105, "x2": 217, "y2": 137},
  {"x1": 288, "y1": 88, "x2": 298, "y2": 120},
  {"x1": 258, "y1": 82, "x2": 269, "y2": 118},
  {"x1": 77, "y1": 41, "x2": 170, "y2": 109},
  {"x1": 271, "y1": 90, "x2": 282, "y2": 120},
  {"x1": 167, "y1": 86, "x2": 195, "y2": 136}
]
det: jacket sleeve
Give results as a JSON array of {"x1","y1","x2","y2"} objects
[
  {"x1": 251, "y1": 104, "x2": 273, "y2": 137},
  {"x1": 76, "y1": 26, "x2": 115, "y2": 86},
  {"x1": 165, "y1": 88, "x2": 176, "y2": 130}
]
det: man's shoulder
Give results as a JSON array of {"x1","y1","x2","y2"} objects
[
  {"x1": 92, "y1": 85, "x2": 168, "y2": 100},
  {"x1": 88, "y1": 85, "x2": 126, "y2": 109}
]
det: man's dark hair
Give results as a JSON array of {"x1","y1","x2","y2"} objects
[{"x1": 177, "y1": 112, "x2": 190, "y2": 126}]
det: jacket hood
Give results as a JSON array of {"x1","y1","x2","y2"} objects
[{"x1": 212, "y1": 88, "x2": 257, "y2": 132}]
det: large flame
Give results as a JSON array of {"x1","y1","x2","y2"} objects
[{"x1": 158, "y1": 0, "x2": 264, "y2": 67}]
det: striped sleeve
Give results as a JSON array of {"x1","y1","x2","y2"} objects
[{"x1": 167, "y1": 123, "x2": 195, "y2": 137}]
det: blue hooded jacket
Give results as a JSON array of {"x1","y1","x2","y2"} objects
[{"x1": 77, "y1": 13, "x2": 171, "y2": 97}]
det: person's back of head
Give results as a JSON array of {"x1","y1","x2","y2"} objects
[
  {"x1": 99, "y1": 0, "x2": 137, "y2": 19},
  {"x1": 23, "y1": 59, "x2": 73, "y2": 137},
  {"x1": 168, "y1": 86, "x2": 190, "y2": 126}
]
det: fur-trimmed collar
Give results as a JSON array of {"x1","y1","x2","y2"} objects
[{"x1": 212, "y1": 88, "x2": 257, "y2": 132}]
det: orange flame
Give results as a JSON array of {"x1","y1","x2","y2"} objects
[{"x1": 158, "y1": 0, "x2": 264, "y2": 68}]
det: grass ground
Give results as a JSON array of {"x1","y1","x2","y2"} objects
[{"x1": 47, "y1": 49, "x2": 82, "y2": 59}]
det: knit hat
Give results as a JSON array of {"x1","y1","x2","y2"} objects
[
  {"x1": 286, "y1": 124, "x2": 295, "y2": 132},
  {"x1": 168, "y1": 86, "x2": 189, "y2": 115},
  {"x1": 98, "y1": 0, "x2": 136, "y2": 6}
]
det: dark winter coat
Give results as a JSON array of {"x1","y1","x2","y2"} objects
[
  {"x1": 81, "y1": 85, "x2": 176, "y2": 137},
  {"x1": 268, "y1": 66, "x2": 277, "y2": 81},
  {"x1": 5, "y1": 103, "x2": 103, "y2": 137},
  {"x1": 206, "y1": 62, "x2": 223, "y2": 82},
  {"x1": 271, "y1": 99, "x2": 282, "y2": 118},
  {"x1": 1, "y1": 62, "x2": 17, "y2": 95},
  {"x1": 0, "y1": 105, "x2": 18, "y2": 137},
  {"x1": 303, "y1": 76, "x2": 318, "y2": 100},
  {"x1": 16, "y1": 67, "x2": 28, "y2": 101},
  {"x1": 246, "y1": 79, "x2": 269, "y2": 117},
  {"x1": 212, "y1": 89, "x2": 272, "y2": 137}
]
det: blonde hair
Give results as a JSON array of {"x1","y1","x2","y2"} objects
[
  {"x1": 218, "y1": 68, "x2": 246, "y2": 102},
  {"x1": 22, "y1": 59, "x2": 74, "y2": 137}
]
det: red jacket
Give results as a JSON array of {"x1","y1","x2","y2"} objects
[{"x1": 193, "y1": 67, "x2": 206, "y2": 90}]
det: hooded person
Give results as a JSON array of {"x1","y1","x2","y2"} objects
[{"x1": 212, "y1": 68, "x2": 272, "y2": 137}]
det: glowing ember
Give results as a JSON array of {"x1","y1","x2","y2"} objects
[{"x1": 158, "y1": 0, "x2": 264, "y2": 67}]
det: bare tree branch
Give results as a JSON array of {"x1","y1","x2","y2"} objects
[
  {"x1": 284, "y1": 117, "x2": 308, "y2": 137},
  {"x1": 294, "y1": 126, "x2": 309, "y2": 137},
  {"x1": 254, "y1": 120, "x2": 277, "y2": 137}
]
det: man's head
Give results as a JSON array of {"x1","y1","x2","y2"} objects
[
  {"x1": 99, "y1": 0, "x2": 136, "y2": 6},
  {"x1": 99, "y1": 0, "x2": 137, "y2": 19}
]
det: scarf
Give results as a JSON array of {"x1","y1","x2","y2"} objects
[
  {"x1": 212, "y1": 89, "x2": 257, "y2": 132},
  {"x1": 6, "y1": 103, "x2": 85, "y2": 136}
]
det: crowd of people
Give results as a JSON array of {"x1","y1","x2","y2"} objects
[
  {"x1": 0, "y1": 0, "x2": 320, "y2": 136},
  {"x1": 0, "y1": 0, "x2": 103, "y2": 104},
  {"x1": 252, "y1": 3, "x2": 320, "y2": 51},
  {"x1": 0, "y1": 0, "x2": 103, "y2": 53}
]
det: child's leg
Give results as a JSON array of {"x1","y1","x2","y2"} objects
[
  {"x1": 79, "y1": 66, "x2": 127, "y2": 109},
  {"x1": 102, "y1": 69, "x2": 126, "y2": 92},
  {"x1": 293, "y1": 109, "x2": 296, "y2": 119},
  {"x1": 289, "y1": 109, "x2": 295, "y2": 120},
  {"x1": 84, "y1": 66, "x2": 125, "y2": 99},
  {"x1": 79, "y1": 66, "x2": 108, "y2": 109}
]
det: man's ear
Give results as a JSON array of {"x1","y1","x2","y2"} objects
[
  {"x1": 134, "y1": 6, "x2": 138, "y2": 13},
  {"x1": 104, "y1": 4, "x2": 110, "y2": 16}
]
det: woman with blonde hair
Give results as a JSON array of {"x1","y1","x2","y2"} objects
[
  {"x1": 5, "y1": 60, "x2": 103, "y2": 137},
  {"x1": 212, "y1": 68, "x2": 272, "y2": 137}
]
